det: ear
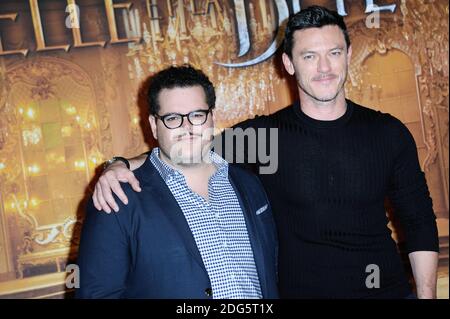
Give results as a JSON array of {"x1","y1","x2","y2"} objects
[
  {"x1": 282, "y1": 52, "x2": 295, "y2": 75},
  {"x1": 148, "y1": 115, "x2": 158, "y2": 140}
]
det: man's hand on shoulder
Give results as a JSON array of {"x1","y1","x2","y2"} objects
[{"x1": 92, "y1": 154, "x2": 147, "y2": 213}]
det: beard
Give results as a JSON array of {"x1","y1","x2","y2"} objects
[
  {"x1": 295, "y1": 69, "x2": 348, "y2": 103},
  {"x1": 160, "y1": 132, "x2": 213, "y2": 167}
]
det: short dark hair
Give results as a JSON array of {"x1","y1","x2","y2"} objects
[
  {"x1": 284, "y1": 5, "x2": 351, "y2": 57},
  {"x1": 147, "y1": 65, "x2": 215, "y2": 115}
]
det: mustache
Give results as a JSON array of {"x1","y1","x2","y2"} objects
[{"x1": 174, "y1": 132, "x2": 203, "y2": 140}]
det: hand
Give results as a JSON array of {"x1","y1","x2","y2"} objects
[{"x1": 93, "y1": 161, "x2": 142, "y2": 213}]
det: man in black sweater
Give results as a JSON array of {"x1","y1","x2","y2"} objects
[{"x1": 91, "y1": 6, "x2": 439, "y2": 298}]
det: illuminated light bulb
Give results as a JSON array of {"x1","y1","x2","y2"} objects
[
  {"x1": 75, "y1": 116, "x2": 81, "y2": 122},
  {"x1": 0, "y1": 162, "x2": 5, "y2": 170},
  {"x1": 30, "y1": 198, "x2": 39, "y2": 207},
  {"x1": 61, "y1": 126, "x2": 73, "y2": 137},
  {"x1": 18, "y1": 107, "x2": 24, "y2": 114},
  {"x1": 26, "y1": 108, "x2": 36, "y2": 119},
  {"x1": 74, "y1": 160, "x2": 86, "y2": 169},
  {"x1": 27, "y1": 164, "x2": 41, "y2": 174},
  {"x1": 66, "y1": 106, "x2": 77, "y2": 115}
]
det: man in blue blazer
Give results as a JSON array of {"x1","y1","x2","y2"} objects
[{"x1": 76, "y1": 65, "x2": 278, "y2": 299}]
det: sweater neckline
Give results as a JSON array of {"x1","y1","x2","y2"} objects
[{"x1": 293, "y1": 99, "x2": 354, "y2": 129}]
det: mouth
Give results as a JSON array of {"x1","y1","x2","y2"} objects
[{"x1": 313, "y1": 75, "x2": 337, "y2": 83}]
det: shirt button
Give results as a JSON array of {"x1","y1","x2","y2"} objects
[{"x1": 205, "y1": 288, "x2": 213, "y2": 297}]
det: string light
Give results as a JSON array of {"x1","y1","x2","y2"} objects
[
  {"x1": 74, "y1": 160, "x2": 86, "y2": 169},
  {"x1": 65, "y1": 105, "x2": 77, "y2": 115},
  {"x1": 30, "y1": 198, "x2": 40, "y2": 207},
  {"x1": 27, "y1": 164, "x2": 41, "y2": 174},
  {"x1": 26, "y1": 107, "x2": 36, "y2": 119},
  {"x1": 61, "y1": 126, "x2": 73, "y2": 137}
]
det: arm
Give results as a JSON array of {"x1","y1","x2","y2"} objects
[
  {"x1": 76, "y1": 198, "x2": 132, "y2": 298},
  {"x1": 93, "y1": 115, "x2": 260, "y2": 213},
  {"x1": 93, "y1": 153, "x2": 147, "y2": 213},
  {"x1": 387, "y1": 117, "x2": 439, "y2": 299},
  {"x1": 408, "y1": 251, "x2": 439, "y2": 299}
]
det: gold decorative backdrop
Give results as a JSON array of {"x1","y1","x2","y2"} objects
[{"x1": 0, "y1": 0, "x2": 448, "y2": 298}]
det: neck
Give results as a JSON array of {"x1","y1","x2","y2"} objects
[
  {"x1": 159, "y1": 149, "x2": 217, "y2": 201},
  {"x1": 159, "y1": 150, "x2": 216, "y2": 179},
  {"x1": 298, "y1": 90, "x2": 347, "y2": 121}
]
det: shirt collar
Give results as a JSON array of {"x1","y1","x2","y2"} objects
[{"x1": 149, "y1": 147, "x2": 229, "y2": 183}]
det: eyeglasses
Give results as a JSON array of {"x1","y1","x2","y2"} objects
[{"x1": 155, "y1": 109, "x2": 212, "y2": 129}]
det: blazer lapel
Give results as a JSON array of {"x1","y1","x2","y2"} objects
[
  {"x1": 228, "y1": 167, "x2": 268, "y2": 297},
  {"x1": 140, "y1": 159, "x2": 207, "y2": 273}
]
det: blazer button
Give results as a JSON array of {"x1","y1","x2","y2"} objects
[{"x1": 204, "y1": 288, "x2": 213, "y2": 297}]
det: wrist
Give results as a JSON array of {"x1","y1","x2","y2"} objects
[
  {"x1": 104, "y1": 156, "x2": 130, "y2": 170},
  {"x1": 416, "y1": 289, "x2": 436, "y2": 299}
]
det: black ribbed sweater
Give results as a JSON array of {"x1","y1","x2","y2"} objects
[{"x1": 220, "y1": 99, "x2": 439, "y2": 298}]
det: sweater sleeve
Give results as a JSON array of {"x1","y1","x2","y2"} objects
[{"x1": 386, "y1": 116, "x2": 439, "y2": 254}]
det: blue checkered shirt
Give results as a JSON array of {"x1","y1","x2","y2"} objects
[{"x1": 149, "y1": 148, "x2": 262, "y2": 299}]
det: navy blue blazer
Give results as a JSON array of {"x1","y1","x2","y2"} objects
[{"x1": 76, "y1": 157, "x2": 278, "y2": 299}]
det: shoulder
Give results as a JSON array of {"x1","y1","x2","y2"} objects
[
  {"x1": 128, "y1": 154, "x2": 161, "y2": 189},
  {"x1": 350, "y1": 101, "x2": 410, "y2": 131},
  {"x1": 229, "y1": 163, "x2": 256, "y2": 179},
  {"x1": 85, "y1": 181, "x2": 137, "y2": 217},
  {"x1": 232, "y1": 103, "x2": 296, "y2": 130},
  {"x1": 349, "y1": 100, "x2": 416, "y2": 148},
  {"x1": 350, "y1": 100, "x2": 390, "y2": 124},
  {"x1": 271, "y1": 103, "x2": 297, "y2": 118},
  {"x1": 82, "y1": 184, "x2": 137, "y2": 240},
  {"x1": 92, "y1": 182, "x2": 141, "y2": 224},
  {"x1": 228, "y1": 164, "x2": 267, "y2": 195}
]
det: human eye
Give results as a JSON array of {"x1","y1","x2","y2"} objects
[
  {"x1": 191, "y1": 111, "x2": 206, "y2": 118},
  {"x1": 331, "y1": 49, "x2": 342, "y2": 56},
  {"x1": 165, "y1": 114, "x2": 180, "y2": 122},
  {"x1": 303, "y1": 54, "x2": 314, "y2": 60}
]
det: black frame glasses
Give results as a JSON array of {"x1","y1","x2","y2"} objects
[{"x1": 154, "y1": 109, "x2": 212, "y2": 129}]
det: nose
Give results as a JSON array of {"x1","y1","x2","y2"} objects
[
  {"x1": 317, "y1": 56, "x2": 331, "y2": 73},
  {"x1": 181, "y1": 115, "x2": 193, "y2": 130}
]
